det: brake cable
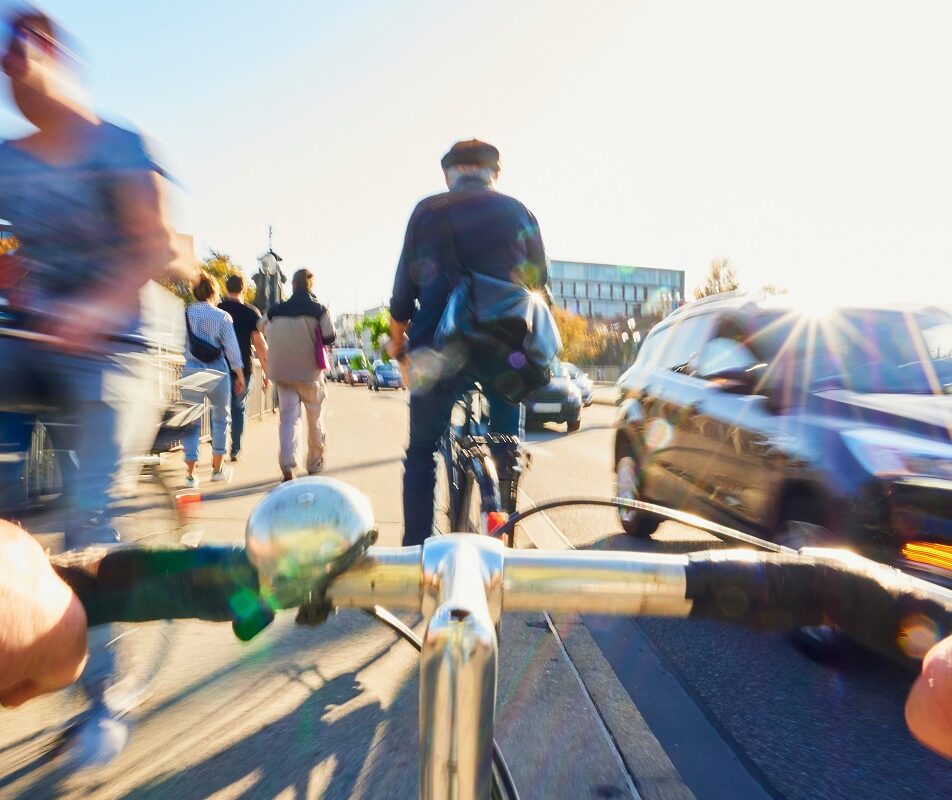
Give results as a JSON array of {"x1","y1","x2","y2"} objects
[{"x1": 496, "y1": 496, "x2": 787, "y2": 552}]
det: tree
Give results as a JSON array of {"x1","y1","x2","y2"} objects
[
  {"x1": 164, "y1": 250, "x2": 254, "y2": 304},
  {"x1": 693, "y1": 257, "x2": 740, "y2": 300},
  {"x1": 355, "y1": 309, "x2": 391, "y2": 360},
  {"x1": 552, "y1": 306, "x2": 601, "y2": 364}
]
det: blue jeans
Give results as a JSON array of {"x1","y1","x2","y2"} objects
[
  {"x1": 181, "y1": 360, "x2": 231, "y2": 462},
  {"x1": 229, "y1": 372, "x2": 250, "y2": 456},
  {"x1": 402, "y1": 374, "x2": 523, "y2": 546},
  {"x1": 0, "y1": 337, "x2": 160, "y2": 544}
]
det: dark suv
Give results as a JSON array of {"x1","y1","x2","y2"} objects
[{"x1": 613, "y1": 294, "x2": 952, "y2": 588}]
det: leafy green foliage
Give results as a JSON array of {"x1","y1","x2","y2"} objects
[{"x1": 355, "y1": 309, "x2": 392, "y2": 361}]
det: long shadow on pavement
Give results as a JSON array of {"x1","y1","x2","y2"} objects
[
  {"x1": 1, "y1": 612, "x2": 408, "y2": 799},
  {"x1": 118, "y1": 648, "x2": 419, "y2": 800}
]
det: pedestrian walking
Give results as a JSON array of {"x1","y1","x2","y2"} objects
[
  {"x1": 218, "y1": 273, "x2": 269, "y2": 461},
  {"x1": 182, "y1": 272, "x2": 244, "y2": 487},
  {"x1": 258, "y1": 268, "x2": 336, "y2": 481}
]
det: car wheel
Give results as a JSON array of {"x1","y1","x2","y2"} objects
[
  {"x1": 614, "y1": 452, "x2": 656, "y2": 538},
  {"x1": 776, "y1": 520, "x2": 847, "y2": 662},
  {"x1": 374, "y1": 383, "x2": 379, "y2": 391},
  {"x1": 566, "y1": 417, "x2": 581, "y2": 433}
]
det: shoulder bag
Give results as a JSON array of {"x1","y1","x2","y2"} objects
[
  {"x1": 184, "y1": 307, "x2": 224, "y2": 364},
  {"x1": 432, "y1": 198, "x2": 562, "y2": 403}
]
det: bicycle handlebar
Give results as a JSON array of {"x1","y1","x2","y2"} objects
[
  {"x1": 51, "y1": 545, "x2": 275, "y2": 640},
  {"x1": 53, "y1": 540, "x2": 952, "y2": 661}
]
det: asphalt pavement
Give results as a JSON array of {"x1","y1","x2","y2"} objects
[{"x1": 1, "y1": 382, "x2": 950, "y2": 799}]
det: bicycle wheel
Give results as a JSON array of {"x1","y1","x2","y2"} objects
[{"x1": 89, "y1": 460, "x2": 185, "y2": 716}]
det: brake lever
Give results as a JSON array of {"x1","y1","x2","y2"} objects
[{"x1": 294, "y1": 529, "x2": 379, "y2": 627}]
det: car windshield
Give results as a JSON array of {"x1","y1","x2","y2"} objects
[{"x1": 750, "y1": 308, "x2": 952, "y2": 395}]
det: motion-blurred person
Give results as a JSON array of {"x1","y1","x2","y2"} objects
[
  {"x1": 0, "y1": 8, "x2": 187, "y2": 537},
  {"x1": 183, "y1": 273, "x2": 244, "y2": 487},
  {"x1": 218, "y1": 273, "x2": 269, "y2": 461},
  {"x1": 0, "y1": 6, "x2": 191, "y2": 761},
  {"x1": 258, "y1": 268, "x2": 335, "y2": 481},
  {"x1": 389, "y1": 140, "x2": 549, "y2": 545}
]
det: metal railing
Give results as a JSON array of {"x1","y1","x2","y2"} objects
[
  {"x1": 157, "y1": 354, "x2": 275, "y2": 444},
  {"x1": 245, "y1": 359, "x2": 278, "y2": 421}
]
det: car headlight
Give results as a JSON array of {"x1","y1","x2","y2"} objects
[{"x1": 841, "y1": 428, "x2": 952, "y2": 480}]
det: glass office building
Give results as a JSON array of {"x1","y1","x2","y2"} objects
[{"x1": 549, "y1": 260, "x2": 685, "y2": 321}]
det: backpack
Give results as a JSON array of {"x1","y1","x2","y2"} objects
[
  {"x1": 432, "y1": 198, "x2": 562, "y2": 403},
  {"x1": 184, "y1": 308, "x2": 223, "y2": 364}
]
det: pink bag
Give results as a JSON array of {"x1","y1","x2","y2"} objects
[{"x1": 314, "y1": 325, "x2": 328, "y2": 371}]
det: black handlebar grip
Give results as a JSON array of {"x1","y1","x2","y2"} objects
[
  {"x1": 53, "y1": 545, "x2": 274, "y2": 640},
  {"x1": 685, "y1": 551, "x2": 952, "y2": 662}
]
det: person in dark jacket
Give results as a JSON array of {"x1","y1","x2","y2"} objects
[{"x1": 389, "y1": 140, "x2": 549, "y2": 545}]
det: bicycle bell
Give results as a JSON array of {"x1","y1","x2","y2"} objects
[{"x1": 245, "y1": 477, "x2": 376, "y2": 607}]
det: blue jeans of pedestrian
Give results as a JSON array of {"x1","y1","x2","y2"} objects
[
  {"x1": 402, "y1": 373, "x2": 523, "y2": 546},
  {"x1": 0, "y1": 337, "x2": 160, "y2": 546},
  {"x1": 229, "y1": 371, "x2": 250, "y2": 457},
  {"x1": 182, "y1": 359, "x2": 231, "y2": 462}
]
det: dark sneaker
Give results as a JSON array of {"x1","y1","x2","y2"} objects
[
  {"x1": 281, "y1": 468, "x2": 294, "y2": 482},
  {"x1": 230, "y1": 451, "x2": 240, "y2": 462}
]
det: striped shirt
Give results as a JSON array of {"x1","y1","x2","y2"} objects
[{"x1": 185, "y1": 301, "x2": 243, "y2": 371}]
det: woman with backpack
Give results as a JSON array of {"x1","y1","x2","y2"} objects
[{"x1": 182, "y1": 272, "x2": 244, "y2": 487}]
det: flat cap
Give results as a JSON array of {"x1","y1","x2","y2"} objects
[{"x1": 440, "y1": 139, "x2": 500, "y2": 172}]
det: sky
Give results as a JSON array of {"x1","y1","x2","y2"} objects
[{"x1": 2, "y1": 0, "x2": 951, "y2": 315}]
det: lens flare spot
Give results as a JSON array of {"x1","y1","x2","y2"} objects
[
  {"x1": 898, "y1": 613, "x2": 941, "y2": 659},
  {"x1": 644, "y1": 417, "x2": 673, "y2": 451},
  {"x1": 508, "y1": 351, "x2": 527, "y2": 369}
]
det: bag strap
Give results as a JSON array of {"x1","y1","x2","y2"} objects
[
  {"x1": 433, "y1": 197, "x2": 465, "y2": 286},
  {"x1": 184, "y1": 305, "x2": 220, "y2": 351}
]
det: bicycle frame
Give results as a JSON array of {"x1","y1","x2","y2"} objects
[{"x1": 440, "y1": 389, "x2": 514, "y2": 540}]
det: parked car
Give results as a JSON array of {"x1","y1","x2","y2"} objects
[
  {"x1": 368, "y1": 359, "x2": 406, "y2": 391},
  {"x1": 560, "y1": 361, "x2": 594, "y2": 406},
  {"x1": 613, "y1": 294, "x2": 952, "y2": 656},
  {"x1": 613, "y1": 293, "x2": 952, "y2": 580},
  {"x1": 330, "y1": 348, "x2": 370, "y2": 385},
  {"x1": 523, "y1": 366, "x2": 583, "y2": 432}
]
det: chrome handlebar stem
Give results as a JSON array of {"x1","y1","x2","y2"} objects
[{"x1": 320, "y1": 535, "x2": 694, "y2": 800}]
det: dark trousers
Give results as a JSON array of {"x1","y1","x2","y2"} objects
[
  {"x1": 229, "y1": 371, "x2": 250, "y2": 456},
  {"x1": 402, "y1": 375, "x2": 523, "y2": 546}
]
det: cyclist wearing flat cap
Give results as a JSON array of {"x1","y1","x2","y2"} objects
[{"x1": 389, "y1": 139, "x2": 549, "y2": 546}]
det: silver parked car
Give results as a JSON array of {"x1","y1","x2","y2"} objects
[{"x1": 559, "y1": 361, "x2": 594, "y2": 407}]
